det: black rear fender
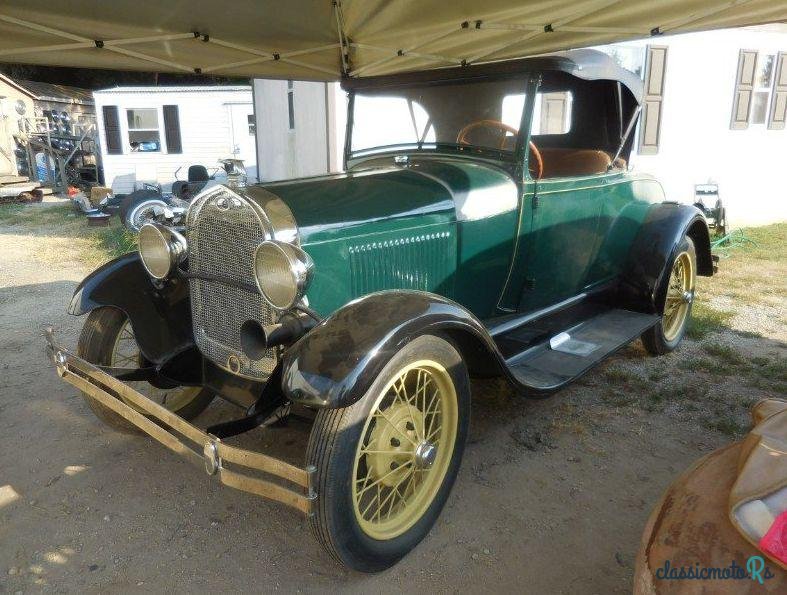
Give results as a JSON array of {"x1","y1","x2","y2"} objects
[
  {"x1": 69, "y1": 252, "x2": 195, "y2": 364},
  {"x1": 281, "y1": 291, "x2": 505, "y2": 409},
  {"x1": 618, "y1": 203, "x2": 713, "y2": 315}
]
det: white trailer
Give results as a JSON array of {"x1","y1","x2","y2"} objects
[{"x1": 93, "y1": 85, "x2": 256, "y2": 194}]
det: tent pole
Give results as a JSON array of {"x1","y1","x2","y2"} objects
[
  {"x1": 351, "y1": 43, "x2": 462, "y2": 66},
  {"x1": 0, "y1": 42, "x2": 94, "y2": 57},
  {"x1": 202, "y1": 43, "x2": 339, "y2": 76},
  {"x1": 104, "y1": 33, "x2": 196, "y2": 46},
  {"x1": 0, "y1": 13, "x2": 193, "y2": 72},
  {"x1": 478, "y1": 22, "x2": 645, "y2": 35},
  {"x1": 349, "y1": 27, "x2": 461, "y2": 77},
  {"x1": 0, "y1": 13, "x2": 85, "y2": 42},
  {"x1": 465, "y1": 0, "x2": 624, "y2": 64},
  {"x1": 334, "y1": 1, "x2": 350, "y2": 75},
  {"x1": 103, "y1": 45, "x2": 192, "y2": 71},
  {"x1": 658, "y1": 0, "x2": 754, "y2": 33}
]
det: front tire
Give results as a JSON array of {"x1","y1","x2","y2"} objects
[
  {"x1": 77, "y1": 307, "x2": 214, "y2": 433},
  {"x1": 307, "y1": 335, "x2": 470, "y2": 572},
  {"x1": 642, "y1": 236, "x2": 697, "y2": 355}
]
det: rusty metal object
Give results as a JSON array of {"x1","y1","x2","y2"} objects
[{"x1": 44, "y1": 328, "x2": 315, "y2": 515}]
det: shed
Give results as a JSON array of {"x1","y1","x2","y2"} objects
[
  {"x1": 93, "y1": 86, "x2": 256, "y2": 194},
  {"x1": 0, "y1": 73, "x2": 95, "y2": 181}
]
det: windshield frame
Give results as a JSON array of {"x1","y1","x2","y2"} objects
[{"x1": 343, "y1": 75, "x2": 535, "y2": 168}]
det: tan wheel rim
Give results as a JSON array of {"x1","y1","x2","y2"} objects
[
  {"x1": 662, "y1": 251, "x2": 695, "y2": 342},
  {"x1": 352, "y1": 360, "x2": 458, "y2": 540},
  {"x1": 111, "y1": 320, "x2": 201, "y2": 412}
]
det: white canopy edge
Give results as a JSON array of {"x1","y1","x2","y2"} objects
[{"x1": 0, "y1": 1, "x2": 784, "y2": 80}]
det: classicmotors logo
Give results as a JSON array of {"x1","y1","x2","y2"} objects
[{"x1": 655, "y1": 556, "x2": 776, "y2": 585}]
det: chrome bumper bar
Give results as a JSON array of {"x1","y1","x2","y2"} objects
[{"x1": 44, "y1": 329, "x2": 315, "y2": 515}]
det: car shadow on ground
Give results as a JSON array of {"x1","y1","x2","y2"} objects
[{"x1": 2, "y1": 275, "x2": 785, "y2": 592}]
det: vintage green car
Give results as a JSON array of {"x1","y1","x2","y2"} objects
[{"x1": 46, "y1": 49, "x2": 715, "y2": 572}]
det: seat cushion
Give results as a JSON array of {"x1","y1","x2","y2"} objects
[{"x1": 538, "y1": 147, "x2": 612, "y2": 178}]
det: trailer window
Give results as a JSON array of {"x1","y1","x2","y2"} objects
[{"x1": 126, "y1": 108, "x2": 161, "y2": 152}]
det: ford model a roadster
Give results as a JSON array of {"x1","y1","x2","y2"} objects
[{"x1": 46, "y1": 50, "x2": 715, "y2": 572}]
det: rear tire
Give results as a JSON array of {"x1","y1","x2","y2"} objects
[
  {"x1": 642, "y1": 237, "x2": 697, "y2": 355},
  {"x1": 307, "y1": 335, "x2": 470, "y2": 572},
  {"x1": 77, "y1": 307, "x2": 213, "y2": 433}
]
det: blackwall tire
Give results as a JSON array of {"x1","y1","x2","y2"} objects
[{"x1": 306, "y1": 334, "x2": 471, "y2": 572}]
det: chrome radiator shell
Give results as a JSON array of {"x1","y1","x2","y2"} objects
[{"x1": 186, "y1": 186, "x2": 276, "y2": 380}]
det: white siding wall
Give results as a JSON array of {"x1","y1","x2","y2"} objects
[
  {"x1": 254, "y1": 80, "x2": 345, "y2": 182},
  {"x1": 93, "y1": 87, "x2": 254, "y2": 194},
  {"x1": 628, "y1": 27, "x2": 787, "y2": 227}
]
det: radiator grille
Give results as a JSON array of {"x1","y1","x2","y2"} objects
[{"x1": 186, "y1": 188, "x2": 276, "y2": 380}]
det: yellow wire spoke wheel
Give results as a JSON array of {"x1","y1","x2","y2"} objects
[
  {"x1": 662, "y1": 250, "x2": 695, "y2": 342},
  {"x1": 352, "y1": 360, "x2": 458, "y2": 540},
  {"x1": 307, "y1": 334, "x2": 469, "y2": 572}
]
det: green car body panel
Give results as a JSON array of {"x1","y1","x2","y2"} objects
[
  {"x1": 265, "y1": 159, "x2": 517, "y2": 318},
  {"x1": 263, "y1": 158, "x2": 666, "y2": 321}
]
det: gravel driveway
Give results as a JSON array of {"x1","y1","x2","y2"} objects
[{"x1": 1, "y1": 206, "x2": 784, "y2": 593}]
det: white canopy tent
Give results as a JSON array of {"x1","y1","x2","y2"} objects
[{"x1": 0, "y1": 1, "x2": 785, "y2": 79}]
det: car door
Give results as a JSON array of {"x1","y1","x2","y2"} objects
[{"x1": 516, "y1": 173, "x2": 604, "y2": 312}]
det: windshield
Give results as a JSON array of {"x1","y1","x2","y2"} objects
[{"x1": 349, "y1": 78, "x2": 530, "y2": 157}]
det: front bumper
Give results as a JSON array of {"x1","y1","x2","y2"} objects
[{"x1": 44, "y1": 329, "x2": 315, "y2": 515}]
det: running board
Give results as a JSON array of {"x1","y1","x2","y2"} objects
[{"x1": 499, "y1": 308, "x2": 659, "y2": 392}]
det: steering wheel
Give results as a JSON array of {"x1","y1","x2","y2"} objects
[{"x1": 456, "y1": 119, "x2": 543, "y2": 179}]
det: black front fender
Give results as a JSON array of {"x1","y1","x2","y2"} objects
[
  {"x1": 619, "y1": 202, "x2": 713, "y2": 315},
  {"x1": 69, "y1": 252, "x2": 194, "y2": 364},
  {"x1": 281, "y1": 290, "x2": 504, "y2": 409}
]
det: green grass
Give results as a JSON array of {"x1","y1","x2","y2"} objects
[
  {"x1": 686, "y1": 301, "x2": 734, "y2": 340},
  {"x1": 677, "y1": 357, "x2": 721, "y2": 374},
  {"x1": 701, "y1": 342, "x2": 746, "y2": 366},
  {"x1": 701, "y1": 223, "x2": 787, "y2": 311},
  {"x1": 603, "y1": 367, "x2": 638, "y2": 384},
  {"x1": 97, "y1": 224, "x2": 138, "y2": 260},
  {"x1": 722, "y1": 224, "x2": 787, "y2": 261},
  {"x1": 0, "y1": 202, "x2": 74, "y2": 225},
  {"x1": 0, "y1": 202, "x2": 136, "y2": 267},
  {"x1": 705, "y1": 417, "x2": 747, "y2": 437}
]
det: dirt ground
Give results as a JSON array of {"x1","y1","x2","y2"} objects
[{"x1": 1, "y1": 203, "x2": 785, "y2": 593}]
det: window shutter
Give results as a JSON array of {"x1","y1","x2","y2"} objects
[
  {"x1": 102, "y1": 105, "x2": 122, "y2": 155},
  {"x1": 163, "y1": 105, "x2": 182, "y2": 153},
  {"x1": 539, "y1": 92, "x2": 568, "y2": 134},
  {"x1": 730, "y1": 49, "x2": 758, "y2": 130},
  {"x1": 768, "y1": 52, "x2": 787, "y2": 130},
  {"x1": 638, "y1": 45, "x2": 667, "y2": 155}
]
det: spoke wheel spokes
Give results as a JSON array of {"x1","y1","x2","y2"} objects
[
  {"x1": 352, "y1": 360, "x2": 458, "y2": 540},
  {"x1": 110, "y1": 320, "x2": 200, "y2": 412},
  {"x1": 662, "y1": 251, "x2": 694, "y2": 341}
]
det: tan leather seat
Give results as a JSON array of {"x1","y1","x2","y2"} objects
[{"x1": 538, "y1": 148, "x2": 613, "y2": 178}]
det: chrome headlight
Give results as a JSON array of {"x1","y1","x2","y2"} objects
[
  {"x1": 254, "y1": 240, "x2": 313, "y2": 310},
  {"x1": 138, "y1": 223, "x2": 187, "y2": 280}
]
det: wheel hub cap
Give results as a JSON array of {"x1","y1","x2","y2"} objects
[
  {"x1": 366, "y1": 402, "x2": 423, "y2": 487},
  {"x1": 414, "y1": 441, "x2": 437, "y2": 469}
]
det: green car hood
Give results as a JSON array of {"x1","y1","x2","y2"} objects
[{"x1": 260, "y1": 167, "x2": 458, "y2": 245}]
